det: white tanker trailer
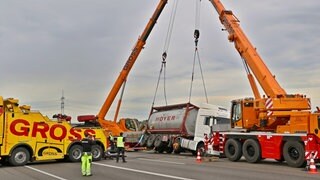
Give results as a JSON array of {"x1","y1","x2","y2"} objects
[{"x1": 141, "y1": 103, "x2": 230, "y2": 155}]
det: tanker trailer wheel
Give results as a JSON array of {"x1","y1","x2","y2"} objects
[
  {"x1": 68, "y1": 144, "x2": 82, "y2": 162},
  {"x1": 140, "y1": 134, "x2": 149, "y2": 147},
  {"x1": 165, "y1": 138, "x2": 174, "y2": 154},
  {"x1": 9, "y1": 147, "x2": 30, "y2": 166},
  {"x1": 283, "y1": 141, "x2": 305, "y2": 168},
  {"x1": 154, "y1": 135, "x2": 165, "y2": 153},
  {"x1": 224, "y1": 138, "x2": 242, "y2": 161},
  {"x1": 147, "y1": 134, "x2": 156, "y2": 148},
  {"x1": 242, "y1": 139, "x2": 261, "y2": 163},
  {"x1": 92, "y1": 145, "x2": 103, "y2": 161}
]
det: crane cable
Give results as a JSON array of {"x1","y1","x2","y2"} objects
[
  {"x1": 151, "y1": 0, "x2": 179, "y2": 107},
  {"x1": 188, "y1": 0, "x2": 208, "y2": 103}
]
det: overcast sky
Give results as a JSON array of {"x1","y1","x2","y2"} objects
[{"x1": 1, "y1": 0, "x2": 319, "y2": 122}]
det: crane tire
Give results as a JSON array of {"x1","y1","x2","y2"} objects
[
  {"x1": 283, "y1": 141, "x2": 305, "y2": 168},
  {"x1": 224, "y1": 138, "x2": 242, "y2": 161},
  {"x1": 242, "y1": 139, "x2": 261, "y2": 163}
]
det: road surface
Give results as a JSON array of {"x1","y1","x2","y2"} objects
[{"x1": 0, "y1": 151, "x2": 318, "y2": 180}]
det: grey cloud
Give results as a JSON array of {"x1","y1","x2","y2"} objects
[{"x1": 1, "y1": 0, "x2": 319, "y2": 121}]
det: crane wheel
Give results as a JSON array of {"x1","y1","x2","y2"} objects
[
  {"x1": 224, "y1": 138, "x2": 242, "y2": 161},
  {"x1": 242, "y1": 139, "x2": 261, "y2": 163},
  {"x1": 283, "y1": 141, "x2": 305, "y2": 168}
]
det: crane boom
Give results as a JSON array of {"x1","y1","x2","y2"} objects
[
  {"x1": 209, "y1": 0, "x2": 286, "y2": 98},
  {"x1": 98, "y1": 0, "x2": 168, "y2": 121},
  {"x1": 207, "y1": 1, "x2": 320, "y2": 168},
  {"x1": 208, "y1": 0, "x2": 311, "y2": 132},
  {"x1": 209, "y1": 0, "x2": 310, "y2": 113}
]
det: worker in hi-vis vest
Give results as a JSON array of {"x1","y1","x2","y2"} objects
[
  {"x1": 116, "y1": 132, "x2": 126, "y2": 163},
  {"x1": 81, "y1": 132, "x2": 96, "y2": 176},
  {"x1": 109, "y1": 132, "x2": 115, "y2": 150}
]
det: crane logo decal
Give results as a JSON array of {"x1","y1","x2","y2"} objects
[{"x1": 266, "y1": 98, "x2": 273, "y2": 117}]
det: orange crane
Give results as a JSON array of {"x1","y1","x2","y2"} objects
[
  {"x1": 207, "y1": 0, "x2": 320, "y2": 167},
  {"x1": 82, "y1": 0, "x2": 168, "y2": 138}
]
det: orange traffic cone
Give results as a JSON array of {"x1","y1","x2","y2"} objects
[
  {"x1": 308, "y1": 156, "x2": 318, "y2": 174},
  {"x1": 196, "y1": 150, "x2": 202, "y2": 163}
]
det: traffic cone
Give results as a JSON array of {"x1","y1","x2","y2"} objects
[
  {"x1": 308, "y1": 156, "x2": 318, "y2": 174},
  {"x1": 196, "y1": 150, "x2": 202, "y2": 163}
]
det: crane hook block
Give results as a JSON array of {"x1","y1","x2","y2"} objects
[
  {"x1": 194, "y1": 29, "x2": 200, "y2": 40},
  {"x1": 162, "y1": 52, "x2": 167, "y2": 61}
]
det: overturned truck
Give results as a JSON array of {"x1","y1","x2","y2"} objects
[{"x1": 140, "y1": 103, "x2": 230, "y2": 155}]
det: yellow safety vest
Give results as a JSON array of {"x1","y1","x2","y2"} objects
[{"x1": 117, "y1": 137, "x2": 124, "y2": 147}]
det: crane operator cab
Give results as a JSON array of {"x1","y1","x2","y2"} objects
[{"x1": 231, "y1": 98, "x2": 258, "y2": 130}]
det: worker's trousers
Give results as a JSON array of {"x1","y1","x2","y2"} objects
[
  {"x1": 81, "y1": 152, "x2": 92, "y2": 176},
  {"x1": 116, "y1": 147, "x2": 126, "y2": 162}
]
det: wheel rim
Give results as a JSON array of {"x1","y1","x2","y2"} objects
[
  {"x1": 228, "y1": 145, "x2": 236, "y2": 155},
  {"x1": 246, "y1": 145, "x2": 255, "y2": 157},
  {"x1": 15, "y1": 151, "x2": 27, "y2": 164},
  {"x1": 72, "y1": 149, "x2": 82, "y2": 159},
  {"x1": 288, "y1": 147, "x2": 299, "y2": 160},
  {"x1": 154, "y1": 135, "x2": 162, "y2": 147},
  {"x1": 93, "y1": 148, "x2": 101, "y2": 158}
]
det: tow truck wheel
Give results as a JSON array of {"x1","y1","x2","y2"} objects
[
  {"x1": 8, "y1": 147, "x2": 30, "y2": 166},
  {"x1": 68, "y1": 145, "x2": 82, "y2": 162},
  {"x1": 242, "y1": 139, "x2": 261, "y2": 163},
  {"x1": 283, "y1": 141, "x2": 305, "y2": 168},
  {"x1": 92, "y1": 145, "x2": 103, "y2": 161},
  {"x1": 224, "y1": 138, "x2": 242, "y2": 161}
]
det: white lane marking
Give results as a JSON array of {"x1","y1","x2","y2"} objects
[
  {"x1": 93, "y1": 162, "x2": 195, "y2": 180},
  {"x1": 138, "y1": 158, "x2": 185, "y2": 165},
  {"x1": 25, "y1": 166, "x2": 68, "y2": 180}
]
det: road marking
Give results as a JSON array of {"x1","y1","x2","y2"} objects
[
  {"x1": 138, "y1": 158, "x2": 185, "y2": 165},
  {"x1": 93, "y1": 162, "x2": 195, "y2": 180},
  {"x1": 25, "y1": 166, "x2": 68, "y2": 180}
]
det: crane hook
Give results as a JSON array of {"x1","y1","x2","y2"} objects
[{"x1": 194, "y1": 29, "x2": 200, "y2": 46}]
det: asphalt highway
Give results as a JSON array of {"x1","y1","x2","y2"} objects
[{"x1": 0, "y1": 151, "x2": 319, "y2": 180}]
